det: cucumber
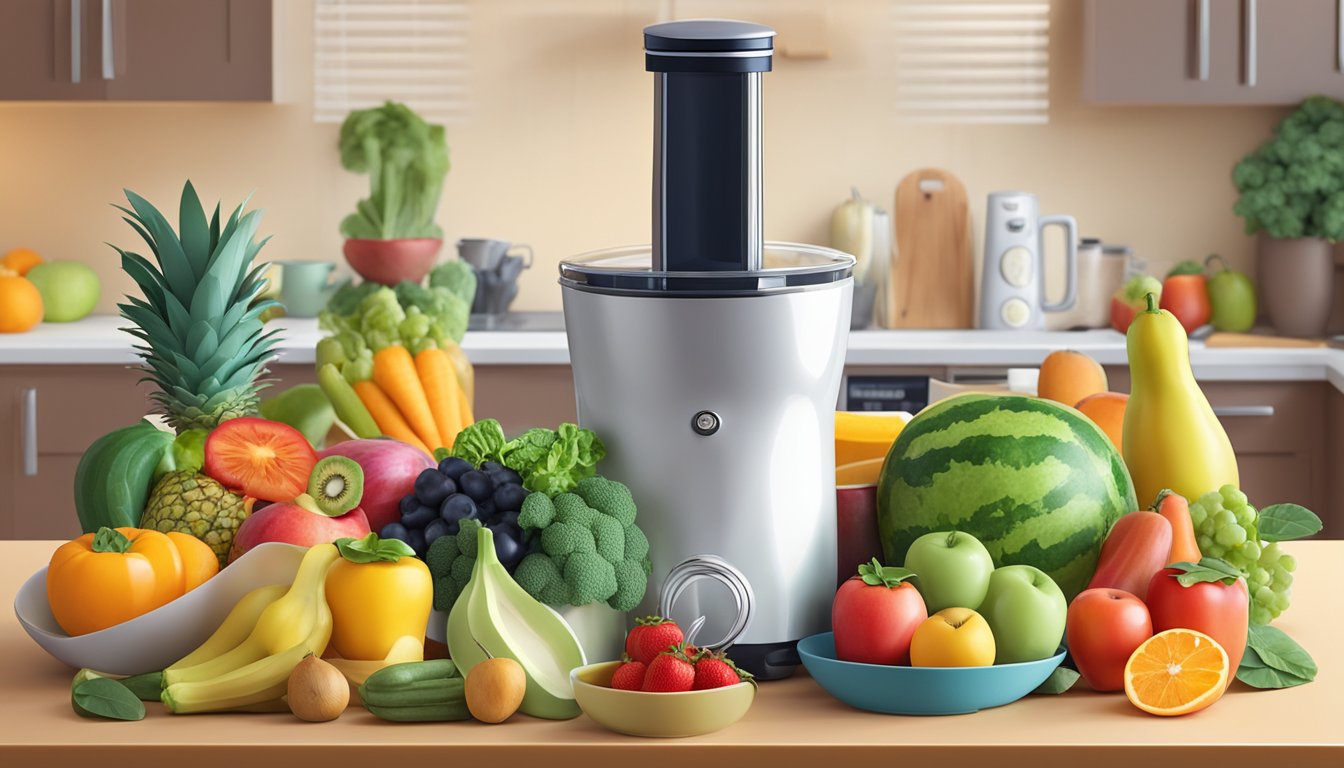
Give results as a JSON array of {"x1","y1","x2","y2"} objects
[
  {"x1": 317, "y1": 363, "x2": 381, "y2": 439},
  {"x1": 363, "y1": 700, "x2": 471, "y2": 723},
  {"x1": 361, "y1": 659, "x2": 459, "y2": 691},
  {"x1": 361, "y1": 678, "x2": 465, "y2": 708}
]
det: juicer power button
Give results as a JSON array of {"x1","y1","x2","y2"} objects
[{"x1": 692, "y1": 410, "x2": 721, "y2": 436}]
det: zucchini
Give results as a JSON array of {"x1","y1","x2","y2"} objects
[{"x1": 361, "y1": 659, "x2": 459, "y2": 691}]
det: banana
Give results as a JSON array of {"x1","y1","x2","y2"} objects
[
  {"x1": 165, "y1": 544, "x2": 339, "y2": 687},
  {"x1": 167, "y1": 584, "x2": 287, "y2": 672},
  {"x1": 161, "y1": 544, "x2": 339, "y2": 714},
  {"x1": 326, "y1": 634, "x2": 425, "y2": 686}
]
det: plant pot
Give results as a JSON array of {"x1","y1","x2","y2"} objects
[
  {"x1": 1257, "y1": 235, "x2": 1335, "y2": 338},
  {"x1": 343, "y1": 238, "x2": 442, "y2": 286}
]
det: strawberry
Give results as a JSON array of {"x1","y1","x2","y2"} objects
[
  {"x1": 692, "y1": 651, "x2": 753, "y2": 690},
  {"x1": 626, "y1": 616, "x2": 684, "y2": 664},
  {"x1": 641, "y1": 648, "x2": 695, "y2": 692},
  {"x1": 610, "y1": 660, "x2": 647, "y2": 691}
]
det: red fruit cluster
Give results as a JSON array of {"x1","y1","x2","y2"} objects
[{"x1": 610, "y1": 617, "x2": 753, "y2": 693}]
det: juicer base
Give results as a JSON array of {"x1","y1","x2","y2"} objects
[{"x1": 731, "y1": 640, "x2": 802, "y2": 681}]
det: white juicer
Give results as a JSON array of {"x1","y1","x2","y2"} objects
[{"x1": 559, "y1": 20, "x2": 854, "y2": 678}]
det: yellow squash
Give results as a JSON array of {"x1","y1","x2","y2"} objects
[{"x1": 1122, "y1": 294, "x2": 1238, "y2": 503}]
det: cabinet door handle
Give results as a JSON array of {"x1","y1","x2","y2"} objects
[
  {"x1": 1212, "y1": 405, "x2": 1275, "y2": 417},
  {"x1": 101, "y1": 0, "x2": 114, "y2": 80},
  {"x1": 70, "y1": 0, "x2": 81, "y2": 84},
  {"x1": 1338, "y1": 0, "x2": 1344, "y2": 71},
  {"x1": 1243, "y1": 0, "x2": 1257, "y2": 86},
  {"x1": 21, "y1": 388, "x2": 37, "y2": 477},
  {"x1": 1197, "y1": 0, "x2": 1211, "y2": 81}
]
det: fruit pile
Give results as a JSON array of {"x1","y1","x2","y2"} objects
[
  {"x1": 0, "y1": 247, "x2": 102, "y2": 332},
  {"x1": 386, "y1": 457, "x2": 529, "y2": 561},
  {"x1": 1110, "y1": 256, "x2": 1255, "y2": 335},
  {"x1": 609, "y1": 618, "x2": 753, "y2": 692}
]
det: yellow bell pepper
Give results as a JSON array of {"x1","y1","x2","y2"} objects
[
  {"x1": 325, "y1": 533, "x2": 432, "y2": 661},
  {"x1": 1122, "y1": 293, "x2": 1239, "y2": 503},
  {"x1": 47, "y1": 527, "x2": 187, "y2": 636}
]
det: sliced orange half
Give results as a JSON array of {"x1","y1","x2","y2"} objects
[{"x1": 1123, "y1": 628, "x2": 1229, "y2": 717}]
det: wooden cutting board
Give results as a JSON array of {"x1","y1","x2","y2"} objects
[
  {"x1": 1204, "y1": 332, "x2": 1329, "y2": 348},
  {"x1": 885, "y1": 168, "x2": 973, "y2": 328}
]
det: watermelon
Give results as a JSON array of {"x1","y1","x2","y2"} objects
[{"x1": 876, "y1": 394, "x2": 1136, "y2": 600}]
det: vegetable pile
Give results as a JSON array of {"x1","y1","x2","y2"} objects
[
  {"x1": 339, "y1": 101, "x2": 450, "y2": 240},
  {"x1": 1233, "y1": 95, "x2": 1344, "y2": 240}
]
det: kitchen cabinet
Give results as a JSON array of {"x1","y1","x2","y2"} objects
[
  {"x1": 0, "y1": 0, "x2": 272, "y2": 101},
  {"x1": 1084, "y1": 0, "x2": 1344, "y2": 104}
]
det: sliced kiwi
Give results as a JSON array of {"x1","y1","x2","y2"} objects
[{"x1": 306, "y1": 456, "x2": 364, "y2": 516}]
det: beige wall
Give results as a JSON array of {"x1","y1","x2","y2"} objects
[{"x1": 0, "y1": 0, "x2": 1290, "y2": 317}]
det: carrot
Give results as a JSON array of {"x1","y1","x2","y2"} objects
[
  {"x1": 1152, "y1": 489, "x2": 1201, "y2": 565},
  {"x1": 415, "y1": 347, "x2": 462, "y2": 451},
  {"x1": 352, "y1": 379, "x2": 432, "y2": 455},
  {"x1": 457, "y1": 380, "x2": 474, "y2": 429},
  {"x1": 372, "y1": 345, "x2": 442, "y2": 450}
]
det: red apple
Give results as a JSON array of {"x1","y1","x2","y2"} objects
[
  {"x1": 318, "y1": 438, "x2": 434, "y2": 531},
  {"x1": 229, "y1": 500, "x2": 371, "y2": 562},
  {"x1": 1110, "y1": 275, "x2": 1163, "y2": 333},
  {"x1": 1066, "y1": 588, "x2": 1152, "y2": 692}
]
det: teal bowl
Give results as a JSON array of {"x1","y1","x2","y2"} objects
[{"x1": 797, "y1": 632, "x2": 1065, "y2": 715}]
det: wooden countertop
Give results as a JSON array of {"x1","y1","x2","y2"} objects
[{"x1": 2, "y1": 541, "x2": 1339, "y2": 767}]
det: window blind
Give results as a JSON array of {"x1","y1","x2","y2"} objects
[
  {"x1": 313, "y1": 0, "x2": 470, "y2": 124},
  {"x1": 892, "y1": 0, "x2": 1051, "y2": 125}
]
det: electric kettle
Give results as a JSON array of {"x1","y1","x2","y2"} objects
[{"x1": 979, "y1": 191, "x2": 1077, "y2": 330}]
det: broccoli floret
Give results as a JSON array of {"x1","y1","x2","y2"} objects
[
  {"x1": 574, "y1": 476, "x2": 637, "y2": 526},
  {"x1": 450, "y1": 553, "x2": 475, "y2": 586},
  {"x1": 426, "y1": 534, "x2": 457, "y2": 578},
  {"x1": 432, "y1": 575, "x2": 457, "y2": 612},
  {"x1": 564, "y1": 551, "x2": 618, "y2": 605},
  {"x1": 590, "y1": 514, "x2": 625, "y2": 564},
  {"x1": 540, "y1": 521, "x2": 595, "y2": 557},
  {"x1": 457, "y1": 518, "x2": 483, "y2": 556},
  {"x1": 518, "y1": 491, "x2": 555, "y2": 530},
  {"x1": 609, "y1": 559, "x2": 649, "y2": 612},
  {"x1": 623, "y1": 522, "x2": 649, "y2": 562},
  {"x1": 553, "y1": 493, "x2": 596, "y2": 527},
  {"x1": 514, "y1": 553, "x2": 563, "y2": 601}
]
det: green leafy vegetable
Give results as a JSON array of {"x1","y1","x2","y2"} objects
[
  {"x1": 429, "y1": 260, "x2": 477, "y2": 308},
  {"x1": 1237, "y1": 624, "x2": 1317, "y2": 689},
  {"x1": 1256, "y1": 504, "x2": 1323, "y2": 542},
  {"x1": 1031, "y1": 666, "x2": 1079, "y2": 695},
  {"x1": 72, "y1": 677, "x2": 146, "y2": 721},
  {"x1": 450, "y1": 419, "x2": 508, "y2": 467},
  {"x1": 1233, "y1": 96, "x2": 1344, "y2": 240},
  {"x1": 339, "y1": 101, "x2": 449, "y2": 240},
  {"x1": 447, "y1": 421, "x2": 607, "y2": 497},
  {"x1": 1166, "y1": 557, "x2": 1244, "y2": 587},
  {"x1": 336, "y1": 532, "x2": 416, "y2": 563},
  {"x1": 318, "y1": 277, "x2": 471, "y2": 365}
]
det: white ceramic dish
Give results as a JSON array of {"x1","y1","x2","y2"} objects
[{"x1": 14, "y1": 542, "x2": 307, "y2": 675}]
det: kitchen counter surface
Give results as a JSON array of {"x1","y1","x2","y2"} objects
[
  {"x1": 3, "y1": 315, "x2": 1343, "y2": 390},
  {"x1": 1, "y1": 540, "x2": 1338, "y2": 767}
]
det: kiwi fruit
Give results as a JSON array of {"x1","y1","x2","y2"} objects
[{"x1": 307, "y1": 456, "x2": 364, "y2": 516}]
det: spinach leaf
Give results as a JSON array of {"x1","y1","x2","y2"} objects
[
  {"x1": 1256, "y1": 504, "x2": 1323, "y2": 542},
  {"x1": 1031, "y1": 666, "x2": 1079, "y2": 695},
  {"x1": 1246, "y1": 624, "x2": 1317, "y2": 681},
  {"x1": 72, "y1": 677, "x2": 146, "y2": 721},
  {"x1": 1237, "y1": 645, "x2": 1312, "y2": 689}
]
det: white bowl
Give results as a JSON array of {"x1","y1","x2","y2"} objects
[{"x1": 14, "y1": 542, "x2": 307, "y2": 675}]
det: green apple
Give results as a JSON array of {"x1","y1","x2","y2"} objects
[
  {"x1": 1206, "y1": 256, "x2": 1257, "y2": 332},
  {"x1": 978, "y1": 564, "x2": 1067, "y2": 664},
  {"x1": 25, "y1": 260, "x2": 100, "y2": 322},
  {"x1": 903, "y1": 530, "x2": 995, "y2": 613}
]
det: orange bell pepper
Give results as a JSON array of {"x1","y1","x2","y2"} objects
[{"x1": 47, "y1": 527, "x2": 186, "y2": 636}]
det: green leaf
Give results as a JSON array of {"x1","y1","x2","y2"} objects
[
  {"x1": 1166, "y1": 557, "x2": 1244, "y2": 587},
  {"x1": 120, "y1": 671, "x2": 165, "y2": 702},
  {"x1": 1246, "y1": 624, "x2": 1317, "y2": 681},
  {"x1": 1031, "y1": 666, "x2": 1079, "y2": 695},
  {"x1": 1256, "y1": 504, "x2": 1323, "y2": 542},
  {"x1": 71, "y1": 677, "x2": 146, "y2": 721},
  {"x1": 336, "y1": 532, "x2": 416, "y2": 564},
  {"x1": 1237, "y1": 645, "x2": 1312, "y2": 689},
  {"x1": 450, "y1": 419, "x2": 508, "y2": 466},
  {"x1": 855, "y1": 557, "x2": 916, "y2": 588},
  {"x1": 91, "y1": 527, "x2": 133, "y2": 554}
]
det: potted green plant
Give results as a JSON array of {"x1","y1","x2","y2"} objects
[
  {"x1": 339, "y1": 101, "x2": 450, "y2": 285},
  {"x1": 1232, "y1": 95, "x2": 1344, "y2": 337}
]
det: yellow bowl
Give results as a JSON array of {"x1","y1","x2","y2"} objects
[{"x1": 570, "y1": 661, "x2": 756, "y2": 738}]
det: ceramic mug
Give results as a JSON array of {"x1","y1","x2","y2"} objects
[
  {"x1": 456, "y1": 238, "x2": 533, "y2": 272},
  {"x1": 275, "y1": 260, "x2": 339, "y2": 318},
  {"x1": 836, "y1": 483, "x2": 883, "y2": 588}
]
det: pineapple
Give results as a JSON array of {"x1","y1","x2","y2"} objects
[{"x1": 116, "y1": 182, "x2": 280, "y2": 561}]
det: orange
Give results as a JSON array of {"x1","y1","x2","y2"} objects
[
  {"x1": 836, "y1": 457, "x2": 886, "y2": 486},
  {"x1": 1037, "y1": 350, "x2": 1108, "y2": 408},
  {"x1": 0, "y1": 268, "x2": 43, "y2": 333},
  {"x1": 1075, "y1": 392, "x2": 1128, "y2": 453},
  {"x1": 2, "y1": 247, "x2": 43, "y2": 276},
  {"x1": 1123, "y1": 628, "x2": 1228, "y2": 716}
]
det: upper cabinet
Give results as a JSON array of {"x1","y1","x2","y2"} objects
[
  {"x1": 0, "y1": 0, "x2": 272, "y2": 101},
  {"x1": 1084, "y1": 0, "x2": 1344, "y2": 104}
]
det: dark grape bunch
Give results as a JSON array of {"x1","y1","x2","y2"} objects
[{"x1": 381, "y1": 457, "x2": 530, "y2": 568}]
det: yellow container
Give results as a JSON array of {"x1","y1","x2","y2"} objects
[{"x1": 835, "y1": 411, "x2": 909, "y2": 467}]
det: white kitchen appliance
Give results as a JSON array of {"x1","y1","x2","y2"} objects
[
  {"x1": 559, "y1": 20, "x2": 854, "y2": 679},
  {"x1": 979, "y1": 191, "x2": 1078, "y2": 330}
]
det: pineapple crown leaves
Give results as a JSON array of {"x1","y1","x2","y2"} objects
[{"x1": 112, "y1": 181, "x2": 281, "y2": 430}]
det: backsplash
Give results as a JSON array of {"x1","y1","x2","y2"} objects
[{"x1": 0, "y1": 0, "x2": 1290, "y2": 316}]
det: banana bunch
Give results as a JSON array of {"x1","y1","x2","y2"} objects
[{"x1": 162, "y1": 544, "x2": 340, "y2": 714}]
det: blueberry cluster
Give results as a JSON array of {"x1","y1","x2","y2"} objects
[{"x1": 382, "y1": 457, "x2": 529, "y2": 567}]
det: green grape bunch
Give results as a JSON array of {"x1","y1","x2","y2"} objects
[{"x1": 1188, "y1": 485, "x2": 1297, "y2": 625}]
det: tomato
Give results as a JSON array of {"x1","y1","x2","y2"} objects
[
  {"x1": 1159, "y1": 274, "x2": 1211, "y2": 334},
  {"x1": 46, "y1": 527, "x2": 187, "y2": 636},
  {"x1": 1146, "y1": 566, "x2": 1248, "y2": 682},
  {"x1": 832, "y1": 571, "x2": 927, "y2": 665},
  {"x1": 1066, "y1": 588, "x2": 1152, "y2": 692}
]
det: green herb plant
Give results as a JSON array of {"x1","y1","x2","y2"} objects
[
  {"x1": 1233, "y1": 96, "x2": 1344, "y2": 240},
  {"x1": 339, "y1": 101, "x2": 450, "y2": 240}
]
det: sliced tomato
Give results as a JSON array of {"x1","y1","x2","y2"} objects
[{"x1": 204, "y1": 417, "x2": 317, "y2": 502}]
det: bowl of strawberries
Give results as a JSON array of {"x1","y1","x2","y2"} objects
[{"x1": 569, "y1": 617, "x2": 756, "y2": 738}]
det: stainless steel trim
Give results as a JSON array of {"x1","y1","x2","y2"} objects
[
  {"x1": 644, "y1": 49, "x2": 772, "y2": 59},
  {"x1": 1212, "y1": 405, "x2": 1275, "y2": 417},
  {"x1": 745, "y1": 72, "x2": 763, "y2": 271},
  {"x1": 70, "y1": 0, "x2": 81, "y2": 84},
  {"x1": 652, "y1": 73, "x2": 666, "y2": 271},
  {"x1": 1244, "y1": 0, "x2": 1257, "y2": 86},
  {"x1": 21, "y1": 389, "x2": 37, "y2": 477},
  {"x1": 101, "y1": 0, "x2": 113, "y2": 80},
  {"x1": 1197, "y1": 0, "x2": 1211, "y2": 81}
]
